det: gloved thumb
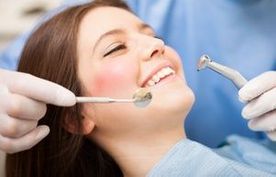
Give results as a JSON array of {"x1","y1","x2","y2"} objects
[{"x1": 239, "y1": 71, "x2": 276, "y2": 102}]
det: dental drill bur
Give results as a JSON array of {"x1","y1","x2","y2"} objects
[
  {"x1": 76, "y1": 88, "x2": 152, "y2": 108},
  {"x1": 197, "y1": 55, "x2": 248, "y2": 89}
]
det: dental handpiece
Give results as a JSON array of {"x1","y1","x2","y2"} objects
[
  {"x1": 76, "y1": 88, "x2": 152, "y2": 108},
  {"x1": 197, "y1": 55, "x2": 248, "y2": 89}
]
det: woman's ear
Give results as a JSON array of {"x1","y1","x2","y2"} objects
[{"x1": 64, "y1": 110, "x2": 95, "y2": 135}]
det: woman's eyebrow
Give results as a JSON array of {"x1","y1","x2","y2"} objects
[
  {"x1": 139, "y1": 23, "x2": 154, "y2": 32},
  {"x1": 93, "y1": 29, "x2": 124, "y2": 53}
]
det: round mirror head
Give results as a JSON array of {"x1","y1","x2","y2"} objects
[{"x1": 132, "y1": 88, "x2": 152, "y2": 108}]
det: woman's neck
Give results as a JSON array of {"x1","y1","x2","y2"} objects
[{"x1": 106, "y1": 127, "x2": 186, "y2": 177}]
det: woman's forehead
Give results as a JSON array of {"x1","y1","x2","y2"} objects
[
  {"x1": 77, "y1": 6, "x2": 148, "y2": 54},
  {"x1": 80, "y1": 6, "x2": 142, "y2": 35}
]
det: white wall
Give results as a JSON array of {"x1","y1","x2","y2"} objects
[{"x1": 0, "y1": 0, "x2": 62, "y2": 50}]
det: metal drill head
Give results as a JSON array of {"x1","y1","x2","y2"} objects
[{"x1": 197, "y1": 55, "x2": 211, "y2": 71}]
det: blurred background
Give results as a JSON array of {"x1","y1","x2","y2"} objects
[{"x1": 0, "y1": 0, "x2": 62, "y2": 51}]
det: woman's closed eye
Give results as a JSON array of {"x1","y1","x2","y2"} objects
[{"x1": 103, "y1": 43, "x2": 127, "y2": 57}]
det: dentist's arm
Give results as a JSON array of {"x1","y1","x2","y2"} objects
[
  {"x1": 239, "y1": 71, "x2": 276, "y2": 141},
  {"x1": 0, "y1": 69, "x2": 76, "y2": 153}
]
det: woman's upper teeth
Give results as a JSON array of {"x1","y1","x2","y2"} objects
[{"x1": 146, "y1": 67, "x2": 175, "y2": 87}]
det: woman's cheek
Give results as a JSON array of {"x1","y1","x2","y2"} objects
[
  {"x1": 167, "y1": 47, "x2": 185, "y2": 80},
  {"x1": 88, "y1": 61, "x2": 136, "y2": 96}
]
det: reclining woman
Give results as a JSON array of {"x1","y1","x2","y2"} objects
[{"x1": 5, "y1": 0, "x2": 276, "y2": 177}]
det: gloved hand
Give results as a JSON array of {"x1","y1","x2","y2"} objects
[
  {"x1": 0, "y1": 69, "x2": 76, "y2": 153},
  {"x1": 239, "y1": 71, "x2": 276, "y2": 141}
]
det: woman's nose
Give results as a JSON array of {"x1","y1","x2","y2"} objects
[{"x1": 139, "y1": 36, "x2": 165, "y2": 61}]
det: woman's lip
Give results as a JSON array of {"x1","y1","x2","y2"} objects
[{"x1": 141, "y1": 61, "x2": 175, "y2": 87}]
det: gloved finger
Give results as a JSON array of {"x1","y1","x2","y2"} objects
[
  {"x1": 4, "y1": 93, "x2": 47, "y2": 120},
  {"x1": 0, "y1": 125, "x2": 49, "y2": 154},
  {"x1": 242, "y1": 87, "x2": 276, "y2": 119},
  {"x1": 266, "y1": 130, "x2": 276, "y2": 141},
  {"x1": 239, "y1": 71, "x2": 276, "y2": 102},
  {"x1": 0, "y1": 69, "x2": 76, "y2": 107},
  {"x1": 0, "y1": 114, "x2": 38, "y2": 138},
  {"x1": 247, "y1": 110, "x2": 276, "y2": 131}
]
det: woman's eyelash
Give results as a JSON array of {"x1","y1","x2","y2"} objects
[
  {"x1": 154, "y1": 35, "x2": 163, "y2": 40},
  {"x1": 103, "y1": 35, "x2": 161, "y2": 57},
  {"x1": 104, "y1": 44, "x2": 126, "y2": 57}
]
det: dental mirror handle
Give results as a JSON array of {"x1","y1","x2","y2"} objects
[
  {"x1": 76, "y1": 97, "x2": 134, "y2": 103},
  {"x1": 75, "y1": 88, "x2": 152, "y2": 108}
]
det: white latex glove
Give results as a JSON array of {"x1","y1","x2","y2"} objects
[
  {"x1": 239, "y1": 71, "x2": 276, "y2": 141},
  {"x1": 0, "y1": 69, "x2": 76, "y2": 153}
]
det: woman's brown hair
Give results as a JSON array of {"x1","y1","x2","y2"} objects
[{"x1": 5, "y1": 1, "x2": 130, "y2": 177}]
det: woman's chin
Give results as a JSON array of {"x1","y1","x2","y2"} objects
[{"x1": 149, "y1": 79, "x2": 195, "y2": 118}]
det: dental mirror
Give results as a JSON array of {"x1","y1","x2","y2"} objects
[
  {"x1": 76, "y1": 88, "x2": 152, "y2": 108},
  {"x1": 132, "y1": 88, "x2": 152, "y2": 107}
]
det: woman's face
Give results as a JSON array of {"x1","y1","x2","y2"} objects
[{"x1": 77, "y1": 7, "x2": 194, "y2": 143}]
